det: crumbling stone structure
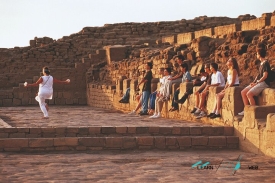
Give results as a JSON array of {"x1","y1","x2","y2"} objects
[{"x1": 1, "y1": 11, "x2": 275, "y2": 157}]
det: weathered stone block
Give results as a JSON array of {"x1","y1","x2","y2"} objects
[
  {"x1": 154, "y1": 136, "x2": 166, "y2": 149},
  {"x1": 106, "y1": 137, "x2": 123, "y2": 147},
  {"x1": 29, "y1": 139, "x2": 54, "y2": 147},
  {"x1": 177, "y1": 137, "x2": 191, "y2": 147},
  {"x1": 190, "y1": 127, "x2": 201, "y2": 135},
  {"x1": 192, "y1": 136, "x2": 208, "y2": 146},
  {"x1": 78, "y1": 137, "x2": 105, "y2": 147},
  {"x1": 54, "y1": 138, "x2": 78, "y2": 146},
  {"x1": 137, "y1": 137, "x2": 153, "y2": 146},
  {"x1": 102, "y1": 127, "x2": 116, "y2": 134},
  {"x1": 208, "y1": 136, "x2": 226, "y2": 146}
]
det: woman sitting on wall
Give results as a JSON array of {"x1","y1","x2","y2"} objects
[
  {"x1": 208, "y1": 58, "x2": 240, "y2": 119},
  {"x1": 149, "y1": 68, "x2": 172, "y2": 118},
  {"x1": 24, "y1": 66, "x2": 70, "y2": 119}
]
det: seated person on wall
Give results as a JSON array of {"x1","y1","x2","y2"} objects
[
  {"x1": 119, "y1": 87, "x2": 130, "y2": 103},
  {"x1": 169, "y1": 63, "x2": 192, "y2": 112},
  {"x1": 208, "y1": 58, "x2": 240, "y2": 119},
  {"x1": 148, "y1": 68, "x2": 165, "y2": 115},
  {"x1": 168, "y1": 55, "x2": 185, "y2": 84},
  {"x1": 194, "y1": 62, "x2": 225, "y2": 119},
  {"x1": 136, "y1": 62, "x2": 153, "y2": 116},
  {"x1": 190, "y1": 64, "x2": 212, "y2": 114},
  {"x1": 238, "y1": 47, "x2": 271, "y2": 116},
  {"x1": 149, "y1": 68, "x2": 172, "y2": 118},
  {"x1": 175, "y1": 66, "x2": 209, "y2": 106},
  {"x1": 128, "y1": 92, "x2": 143, "y2": 115},
  {"x1": 120, "y1": 70, "x2": 146, "y2": 103}
]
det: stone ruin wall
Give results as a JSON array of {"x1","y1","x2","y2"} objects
[
  {"x1": 86, "y1": 12, "x2": 275, "y2": 158},
  {"x1": 0, "y1": 14, "x2": 255, "y2": 107},
  {"x1": 1, "y1": 10, "x2": 275, "y2": 157}
]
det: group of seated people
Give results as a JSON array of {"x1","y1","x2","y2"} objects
[{"x1": 120, "y1": 47, "x2": 272, "y2": 120}]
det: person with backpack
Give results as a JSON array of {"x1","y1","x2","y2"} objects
[{"x1": 238, "y1": 48, "x2": 271, "y2": 115}]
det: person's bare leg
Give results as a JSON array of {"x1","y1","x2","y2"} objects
[
  {"x1": 241, "y1": 87, "x2": 250, "y2": 106},
  {"x1": 216, "y1": 92, "x2": 225, "y2": 113},
  {"x1": 246, "y1": 91, "x2": 256, "y2": 105},
  {"x1": 195, "y1": 93, "x2": 200, "y2": 108},
  {"x1": 134, "y1": 101, "x2": 142, "y2": 112},
  {"x1": 199, "y1": 92, "x2": 207, "y2": 110}
]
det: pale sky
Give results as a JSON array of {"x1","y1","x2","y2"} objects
[{"x1": 0, "y1": 0, "x2": 274, "y2": 48}]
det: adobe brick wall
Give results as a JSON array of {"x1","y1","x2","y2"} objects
[{"x1": 86, "y1": 78, "x2": 275, "y2": 157}]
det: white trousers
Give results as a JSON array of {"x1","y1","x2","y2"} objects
[{"x1": 35, "y1": 90, "x2": 52, "y2": 117}]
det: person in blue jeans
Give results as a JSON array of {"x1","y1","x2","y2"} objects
[
  {"x1": 136, "y1": 62, "x2": 153, "y2": 115},
  {"x1": 148, "y1": 68, "x2": 165, "y2": 115},
  {"x1": 169, "y1": 63, "x2": 192, "y2": 112},
  {"x1": 119, "y1": 87, "x2": 130, "y2": 103}
]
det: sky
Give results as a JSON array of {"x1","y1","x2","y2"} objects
[{"x1": 0, "y1": 0, "x2": 274, "y2": 48}]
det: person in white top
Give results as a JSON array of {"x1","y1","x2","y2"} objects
[
  {"x1": 208, "y1": 58, "x2": 240, "y2": 119},
  {"x1": 149, "y1": 68, "x2": 172, "y2": 118},
  {"x1": 24, "y1": 66, "x2": 70, "y2": 119},
  {"x1": 195, "y1": 62, "x2": 225, "y2": 119}
]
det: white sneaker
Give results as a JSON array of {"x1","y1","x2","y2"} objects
[
  {"x1": 238, "y1": 111, "x2": 244, "y2": 115},
  {"x1": 153, "y1": 113, "x2": 161, "y2": 118},
  {"x1": 128, "y1": 110, "x2": 136, "y2": 115},
  {"x1": 149, "y1": 113, "x2": 157, "y2": 118},
  {"x1": 193, "y1": 109, "x2": 201, "y2": 116},
  {"x1": 196, "y1": 111, "x2": 206, "y2": 119}
]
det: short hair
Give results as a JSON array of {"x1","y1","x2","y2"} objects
[
  {"x1": 43, "y1": 66, "x2": 50, "y2": 74},
  {"x1": 180, "y1": 63, "x2": 188, "y2": 71},
  {"x1": 256, "y1": 48, "x2": 266, "y2": 58},
  {"x1": 204, "y1": 63, "x2": 210, "y2": 69},
  {"x1": 175, "y1": 55, "x2": 185, "y2": 61},
  {"x1": 159, "y1": 67, "x2": 164, "y2": 72},
  {"x1": 147, "y1": 62, "x2": 153, "y2": 69},
  {"x1": 199, "y1": 67, "x2": 205, "y2": 73},
  {"x1": 210, "y1": 62, "x2": 218, "y2": 71},
  {"x1": 165, "y1": 67, "x2": 171, "y2": 74}
]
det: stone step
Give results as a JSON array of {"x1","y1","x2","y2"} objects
[
  {"x1": 0, "y1": 126, "x2": 234, "y2": 138},
  {"x1": 0, "y1": 135, "x2": 238, "y2": 152}
]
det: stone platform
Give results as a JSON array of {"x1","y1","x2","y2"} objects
[
  {"x1": 0, "y1": 106, "x2": 274, "y2": 182},
  {"x1": 1, "y1": 150, "x2": 275, "y2": 182},
  {"x1": 0, "y1": 106, "x2": 237, "y2": 151}
]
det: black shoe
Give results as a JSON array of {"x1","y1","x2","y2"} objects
[
  {"x1": 119, "y1": 99, "x2": 129, "y2": 103},
  {"x1": 190, "y1": 108, "x2": 197, "y2": 113},
  {"x1": 139, "y1": 112, "x2": 149, "y2": 116},
  {"x1": 175, "y1": 97, "x2": 187, "y2": 104},
  {"x1": 210, "y1": 114, "x2": 221, "y2": 119},
  {"x1": 207, "y1": 113, "x2": 215, "y2": 118},
  {"x1": 169, "y1": 108, "x2": 178, "y2": 112}
]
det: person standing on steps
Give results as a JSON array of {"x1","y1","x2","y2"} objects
[
  {"x1": 136, "y1": 62, "x2": 153, "y2": 116},
  {"x1": 24, "y1": 66, "x2": 70, "y2": 119}
]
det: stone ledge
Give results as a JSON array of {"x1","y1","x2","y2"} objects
[
  {"x1": 0, "y1": 126, "x2": 235, "y2": 138},
  {"x1": 0, "y1": 136, "x2": 238, "y2": 152}
]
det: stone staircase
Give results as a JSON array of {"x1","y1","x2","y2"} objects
[{"x1": 0, "y1": 126, "x2": 238, "y2": 152}]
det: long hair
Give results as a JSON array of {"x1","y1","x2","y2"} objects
[{"x1": 230, "y1": 58, "x2": 240, "y2": 76}]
